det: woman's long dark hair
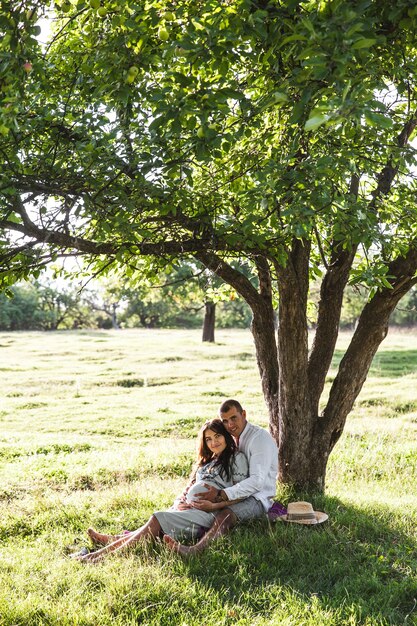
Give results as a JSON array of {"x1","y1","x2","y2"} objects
[{"x1": 195, "y1": 418, "x2": 236, "y2": 481}]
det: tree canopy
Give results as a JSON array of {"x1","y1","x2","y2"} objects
[{"x1": 1, "y1": 0, "x2": 417, "y2": 489}]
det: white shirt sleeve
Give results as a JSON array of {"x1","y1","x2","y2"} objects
[{"x1": 224, "y1": 432, "x2": 275, "y2": 501}]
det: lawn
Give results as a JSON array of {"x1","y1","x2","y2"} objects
[{"x1": 0, "y1": 328, "x2": 416, "y2": 625}]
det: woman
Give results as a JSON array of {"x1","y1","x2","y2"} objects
[{"x1": 77, "y1": 419, "x2": 248, "y2": 562}]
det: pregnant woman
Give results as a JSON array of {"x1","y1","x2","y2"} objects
[{"x1": 77, "y1": 418, "x2": 248, "y2": 562}]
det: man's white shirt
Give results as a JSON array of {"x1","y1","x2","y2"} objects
[{"x1": 224, "y1": 422, "x2": 278, "y2": 511}]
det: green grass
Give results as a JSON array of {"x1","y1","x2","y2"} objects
[{"x1": 0, "y1": 328, "x2": 416, "y2": 626}]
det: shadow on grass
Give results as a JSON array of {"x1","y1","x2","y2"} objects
[
  {"x1": 174, "y1": 496, "x2": 417, "y2": 625},
  {"x1": 332, "y1": 349, "x2": 417, "y2": 378}
]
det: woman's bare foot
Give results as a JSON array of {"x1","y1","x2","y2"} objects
[
  {"x1": 163, "y1": 534, "x2": 196, "y2": 557},
  {"x1": 87, "y1": 527, "x2": 121, "y2": 546}
]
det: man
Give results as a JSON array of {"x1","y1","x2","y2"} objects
[{"x1": 164, "y1": 398, "x2": 278, "y2": 556}]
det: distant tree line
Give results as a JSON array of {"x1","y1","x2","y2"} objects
[
  {"x1": 0, "y1": 276, "x2": 252, "y2": 332},
  {"x1": 1, "y1": 277, "x2": 417, "y2": 333}
]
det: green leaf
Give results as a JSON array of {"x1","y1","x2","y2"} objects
[
  {"x1": 273, "y1": 91, "x2": 289, "y2": 103},
  {"x1": 345, "y1": 22, "x2": 364, "y2": 37},
  {"x1": 364, "y1": 111, "x2": 393, "y2": 128},
  {"x1": 351, "y1": 38, "x2": 377, "y2": 49},
  {"x1": 304, "y1": 114, "x2": 329, "y2": 131},
  {"x1": 279, "y1": 34, "x2": 308, "y2": 47},
  {"x1": 6, "y1": 213, "x2": 21, "y2": 223}
]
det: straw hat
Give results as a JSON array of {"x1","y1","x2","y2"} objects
[{"x1": 279, "y1": 501, "x2": 328, "y2": 525}]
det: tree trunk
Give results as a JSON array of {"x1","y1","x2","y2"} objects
[
  {"x1": 111, "y1": 303, "x2": 120, "y2": 329},
  {"x1": 202, "y1": 301, "x2": 215, "y2": 342},
  {"x1": 274, "y1": 240, "x2": 319, "y2": 488}
]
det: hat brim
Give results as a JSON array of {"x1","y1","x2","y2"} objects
[{"x1": 278, "y1": 511, "x2": 328, "y2": 524}]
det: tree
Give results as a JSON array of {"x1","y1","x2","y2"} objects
[
  {"x1": 33, "y1": 280, "x2": 84, "y2": 330},
  {"x1": 0, "y1": 279, "x2": 94, "y2": 330},
  {"x1": 199, "y1": 265, "x2": 253, "y2": 341},
  {"x1": 1, "y1": 0, "x2": 417, "y2": 490},
  {"x1": 84, "y1": 277, "x2": 125, "y2": 329},
  {"x1": 0, "y1": 283, "x2": 40, "y2": 330},
  {"x1": 202, "y1": 301, "x2": 216, "y2": 342}
]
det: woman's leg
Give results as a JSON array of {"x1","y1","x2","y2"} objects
[
  {"x1": 164, "y1": 508, "x2": 237, "y2": 556},
  {"x1": 87, "y1": 527, "x2": 128, "y2": 546},
  {"x1": 78, "y1": 515, "x2": 162, "y2": 563}
]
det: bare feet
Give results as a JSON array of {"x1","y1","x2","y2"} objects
[
  {"x1": 87, "y1": 527, "x2": 121, "y2": 546},
  {"x1": 163, "y1": 534, "x2": 196, "y2": 557}
]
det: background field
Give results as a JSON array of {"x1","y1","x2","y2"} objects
[{"x1": 0, "y1": 328, "x2": 416, "y2": 626}]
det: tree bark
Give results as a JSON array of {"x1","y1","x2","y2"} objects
[
  {"x1": 307, "y1": 247, "x2": 356, "y2": 410},
  {"x1": 250, "y1": 257, "x2": 280, "y2": 437},
  {"x1": 273, "y1": 239, "x2": 319, "y2": 487},
  {"x1": 202, "y1": 301, "x2": 216, "y2": 342}
]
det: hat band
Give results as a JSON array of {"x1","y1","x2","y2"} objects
[{"x1": 287, "y1": 512, "x2": 316, "y2": 521}]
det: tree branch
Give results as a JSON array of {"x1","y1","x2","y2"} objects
[
  {"x1": 308, "y1": 247, "x2": 356, "y2": 410},
  {"x1": 371, "y1": 111, "x2": 417, "y2": 203},
  {"x1": 308, "y1": 173, "x2": 360, "y2": 410},
  {"x1": 193, "y1": 251, "x2": 261, "y2": 308},
  {"x1": 255, "y1": 255, "x2": 273, "y2": 300},
  {"x1": 0, "y1": 213, "x2": 259, "y2": 278}
]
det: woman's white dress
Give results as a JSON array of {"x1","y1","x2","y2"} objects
[{"x1": 153, "y1": 452, "x2": 248, "y2": 540}]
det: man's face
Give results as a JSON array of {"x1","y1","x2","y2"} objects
[{"x1": 220, "y1": 406, "x2": 247, "y2": 439}]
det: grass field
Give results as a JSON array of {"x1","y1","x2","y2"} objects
[{"x1": 0, "y1": 328, "x2": 416, "y2": 626}]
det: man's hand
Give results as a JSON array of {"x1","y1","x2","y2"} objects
[
  {"x1": 195, "y1": 484, "x2": 229, "y2": 503},
  {"x1": 194, "y1": 484, "x2": 218, "y2": 502}
]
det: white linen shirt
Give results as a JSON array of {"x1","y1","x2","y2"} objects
[{"x1": 223, "y1": 422, "x2": 278, "y2": 512}]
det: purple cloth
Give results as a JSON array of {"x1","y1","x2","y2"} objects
[{"x1": 267, "y1": 501, "x2": 287, "y2": 520}]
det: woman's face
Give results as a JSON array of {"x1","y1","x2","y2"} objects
[{"x1": 204, "y1": 428, "x2": 227, "y2": 456}]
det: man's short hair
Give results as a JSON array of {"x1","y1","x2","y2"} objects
[{"x1": 219, "y1": 399, "x2": 244, "y2": 414}]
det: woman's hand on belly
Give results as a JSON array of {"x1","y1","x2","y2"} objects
[{"x1": 176, "y1": 501, "x2": 192, "y2": 510}]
